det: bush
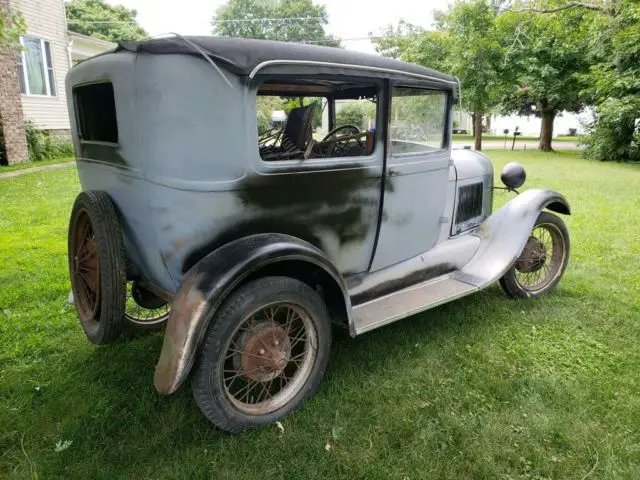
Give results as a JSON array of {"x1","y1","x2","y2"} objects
[
  {"x1": 582, "y1": 99, "x2": 640, "y2": 162},
  {"x1": 24, "y1": 121, "x2": 74, "y2": 162},
  {"x1": 257, "y1": 111, "x2": 271, "y2": 136},
  {"x1": 336, "y1": 103, "x2": 366, "y2": 129}
]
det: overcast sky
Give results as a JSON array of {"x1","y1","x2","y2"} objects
[{"x1": 106, "y1": 0, "x2": 451, "y2": 54}]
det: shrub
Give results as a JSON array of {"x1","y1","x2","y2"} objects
[
  {"x1": 257, "y1": 111, "x2": 271, "y2": 136},
  {"x1": 24, "y1": 121, "x2": 74, "y2": 162},
  {"x1": 582, "y1": 99, "x2": 640, "y2": 162},
  {"x1": 336, "y1": 103, "x2": 366, "y2": 129}
]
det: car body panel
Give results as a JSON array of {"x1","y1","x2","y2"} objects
[{"x1": 154, "y1": 233, "x2": 351, "y2": 395}]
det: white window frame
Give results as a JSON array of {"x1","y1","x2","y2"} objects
[{"x1": 19, "y1": 36, "x2": 56, "y2": 97}]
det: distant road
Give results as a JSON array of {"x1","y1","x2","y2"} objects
[{"x1": 453, "y1": 140, "x2": 582, "y2": 151}]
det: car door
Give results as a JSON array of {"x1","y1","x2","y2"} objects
[
  {"x1": 370, "y1": 84, "x2": 452, "y2": 271},
  {"x1": 244, "y1": 78, "x2": 385, "y2": 276}
]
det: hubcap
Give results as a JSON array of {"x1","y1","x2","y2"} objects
[
  {"x1": 235, "y1": 323, "x2": 291, "y2": 382},
  {"x1": 514, "y1": 223, "x2": 565, "y2": 292},
  {"x1": 516, "y1": 236, "x2": 547, "y2": 273}
]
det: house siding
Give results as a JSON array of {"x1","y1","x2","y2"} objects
[{"x1": 11, "y1": 0, "x2": 71, "y2": 130}]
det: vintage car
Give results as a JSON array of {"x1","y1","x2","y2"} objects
[{"x1": 66, "y1": 35, "x2": 570, "y2": 433}]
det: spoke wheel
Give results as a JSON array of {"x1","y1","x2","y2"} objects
[
  {"x1": 68, "y1": 191, "x2": 126, "y2": 344},
  {"x1": 192, "y1": 276, "x2": 332, "y2": 433},
  {"x1": 222, "y1": 303, "x2": 318, "y2": 415},
  {"x1": 514, "y1": 224, "x2": 562, "y2": 292},
  {"x1": 500, "y1": 211, "x2": 570, "y2": 299},
  {"x1": 71, "y1": 210, "x2": 101, "y2": 321},
  {"x1": 124, "y1": 281, "x2": 170, "y2": 328}
]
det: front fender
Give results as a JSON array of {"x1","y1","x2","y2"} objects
[
  {"x1": 458, "y1": 189, "x2": 570, "y2": 288},
  {"x1": 154, "y1": 233, "x2": 350, "y2": 395}
]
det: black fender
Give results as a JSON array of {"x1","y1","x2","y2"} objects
[
  {"x1": 154, "y1": 233, "x2": 351, "y2": 394},
  {"x1": 458, "y1": 188, "x2": 570, "y2": 288}
]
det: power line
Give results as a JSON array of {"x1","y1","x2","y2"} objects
[
  {"x1": 214, "y1": 16, "x2": 325, "y2": 23},
  {"x1": 67, "y1": 16, "x2": 326, "y2": 25}
]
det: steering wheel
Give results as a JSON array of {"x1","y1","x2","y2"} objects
[{"x1": 322, "y1": 124, "x2": 361, "y2": 142}]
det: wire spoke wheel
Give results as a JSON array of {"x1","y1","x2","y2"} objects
[
  {"x1": 70, "y1": 209, "x2": 101, "y2": 323},
  {"x1": 68, "y1": 191, "x2": 126, "y2": 344},
  {"x1": 124, "y1": 281, "x2": 170, "y2": 327},
  {"x1": 514, "y1": 222, "x2": 565, "y2": 293},
  {"x1": 221, "y1": 302, "x2": 318, "y2": 416}
]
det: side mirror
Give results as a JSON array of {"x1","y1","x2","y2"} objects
[{"x1": 501, "y1": 162, "x2": 526, "y2": 190}]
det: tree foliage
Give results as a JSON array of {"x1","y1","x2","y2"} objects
[
  {"x1": 336, "y1": 103, "x2": 366, "y2": 129},
  {"x1": 581, "y1": 0, "x2": 640, "y2": 162},
  {"x1": 212, "y1": 0, "x2": 339, "y2": 46},
  {"x1": 0, "y1": 9, "x2": 26, "y2": 50},
  {"x1": 65, "y1": 0, "x2": 148, "y2": 43},
  {"x1": 374, "y1": 1, "x2": 506, "y2": 150}
]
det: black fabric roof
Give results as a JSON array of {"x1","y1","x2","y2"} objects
[{"x1": 114, "y1": 36, "x2": 457, "y2": 84}]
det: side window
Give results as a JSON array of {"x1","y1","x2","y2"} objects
[
  {"x1": 74, "y1": 83, "x2": 118, "y2": 143},
  {"x1": 390, "y1": 87, "x2": 448, "y2": 155},
  {"x1": 257, "y1": 80, "x2": 377, "y2": 161}
]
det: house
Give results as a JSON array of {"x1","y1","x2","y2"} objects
[
  {"x1": 0, "y1": 0, "x2": 114, "y2": 165},
  {"x1": 69, "y1": 31, "x2": 115, "y2": 64}
]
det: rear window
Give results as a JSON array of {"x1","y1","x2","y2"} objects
[{"x1": 74, "y1": 82, "x2": 118, "y2": 143}]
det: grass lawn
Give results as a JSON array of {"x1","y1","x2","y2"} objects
[
  {"x1": 453, "y1": 134, "x2": 580, "y2": 143},
  {"x1": 1, "y1": 151, "x2": 639, "y2": 479},
  {"x1": 0, "y1": 157, "x2": 75, "y2": 174}
]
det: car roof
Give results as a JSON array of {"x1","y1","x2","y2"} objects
[{"x1": 113, "y1": 35, "x2": 458, "y2": 86}]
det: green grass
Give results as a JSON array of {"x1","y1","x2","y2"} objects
[
  {"x1": 1, "y1": 152, "x2": 639, "y2": 479},
  {"x1": 453, "y1": 134, "x2": 580, "y2": 142},
  {"x1": 0, "y1": 157, "x2": 75, "y2": 174}
]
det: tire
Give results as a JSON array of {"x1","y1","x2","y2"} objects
[
  {"x1": 68, "y1": 191, "x2": 126, "y2": 344},
  {"x1": 499, "y1": 211, "x2": 570, "y2": 299},
  {"x1": 192, "y1": 276, "x2": 332, "y2": 433}
]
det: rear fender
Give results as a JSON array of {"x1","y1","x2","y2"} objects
[
  {"x1": 154, "y1": 233, "x2": 350, "y2": 395},
  {"x1": 458, "y1": 189, "x2": 570, "y2": 288}
]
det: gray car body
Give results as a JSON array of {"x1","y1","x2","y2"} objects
[{"x1": 66, "y1": 46, "x2": 570, "y2": 395}]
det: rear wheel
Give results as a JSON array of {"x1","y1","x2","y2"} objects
[
  {"x1": 68, "y1": 191, "x2": 126, "y2": 344},
  {"x1": 192, "y1": 276, "x2": 332, "y2": 433},
  {"x1": 499, "y1": 211, "x2": 570, "y2": 299}
]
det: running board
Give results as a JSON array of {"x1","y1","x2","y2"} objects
[{"x1": 352, "y1": 275, "x2": 478, "y2": 335}]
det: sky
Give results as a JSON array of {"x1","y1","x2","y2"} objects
[{"x1": 106, "y1": 0, "x2": 451, "y2": 54}]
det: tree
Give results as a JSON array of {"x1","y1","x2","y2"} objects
[
  {"x1": 212, "y1": 0, "x2": 339, "y2": 46},
  {"x1": 436, "y1": 1, "x2": 508, "y2": 150},
  {"x1": 65, "y1": 0, "x2": 148, "y2": 43},
  {"x1": 496, "y1": 5, "x2": 592, "y2": 151},
  {"x1": 0, "y1": 9, "x2": 26, "y2": 50},
  {"x1": 497, "y1": 0, "x2": 639, "y2": 161},
  {"x1": 374, "y1": 1, "x2": 507, "y2": 150}
]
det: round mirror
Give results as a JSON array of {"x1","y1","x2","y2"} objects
[{"x1": 501, "y1": 162, "x2": 526, "y2": 190}]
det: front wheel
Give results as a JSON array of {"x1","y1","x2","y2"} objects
[
  {"x1": 192, "y1": 276, "x2": 332, "y2": 433},
  {"x1": 124, "y1": 281, "x2": 170, "y2": 329},
  {"x1": 499, "y1": 211, "x2": 570, "y2": 299}
]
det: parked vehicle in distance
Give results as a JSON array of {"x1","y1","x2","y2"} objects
[{"x1": 66, "y1": 36, "x2": 571, "y2": 433}]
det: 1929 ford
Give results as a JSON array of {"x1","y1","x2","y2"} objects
[{"x1": 66, "y1": 36, "x2": 570, "y2": 433}]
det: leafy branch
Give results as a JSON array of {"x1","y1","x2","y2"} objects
[{"x1": 501, "y1": 1, "x2": 615, "y2": 15}]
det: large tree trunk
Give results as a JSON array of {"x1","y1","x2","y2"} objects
[
  {"x1": 471, "y1": 112, "x2": 476, "y2": 137},
  {"x1": 538, "y1": 108, "x2": 556, "y2": 152},
  {"x1": 474, "y1": 111, "x2": 483, "y2": 150}
]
